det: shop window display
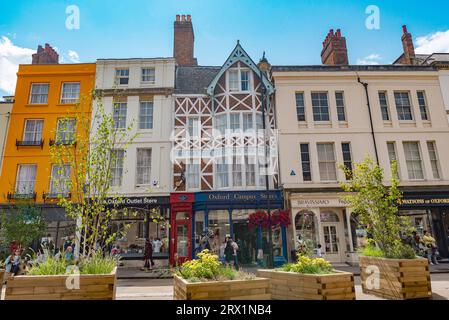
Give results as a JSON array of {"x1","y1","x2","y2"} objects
[
  {"x1": 295, "y1": 210, "x2": 319, "y2": 249},
  {"x1": 208, "y1": 210, "x2": 230, "y2": 260}
]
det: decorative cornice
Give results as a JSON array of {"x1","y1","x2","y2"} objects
[{"x1": 95, "y1": 87, "x2": 174, "y2": 97}]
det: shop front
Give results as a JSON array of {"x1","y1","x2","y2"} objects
[
  {"x1": 170, "y1": 190, "x2": 286, "y2": 267},
  {"x1": 289, "y1": 193, "x2": 357, "y2": 264},
  {"x1": 108, "y1": 196, "x2": 170, "y2": 262},
  {"x1": 399, "y1": 188, "x2": 449, "y2": 259}
]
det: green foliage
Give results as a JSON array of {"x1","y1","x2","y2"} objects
[
  {"x1": 384, "y1": 243, "x2": 417, "y2": 259},
  {"x1": 359, "y1": 244, "x2": 384, "y2": 258},
  {"x1": 27, "y1": 249, "x2": 117, "y2": 275},
  {"x1": 79, "y1": 251, "x2": 117, "y2": 275},
  {"x1": 280, "y1": 255, "x2": 334, "y2": 274},
  {"x1": 49, "y1": 91, "x2": 154, "y2": 258},
  {"x1": 0, "y1": 202, "x2": 47, "y2": 248},
  {"x1": 176, "y1": 250, "x2": 254, "y2": 282},
  {"x1": 340, "y1": 157, "x2": 414, "y2": 259}
]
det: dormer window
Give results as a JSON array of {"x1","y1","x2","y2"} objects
[{"x1": 228, "y1": 68, "x2": 251, "y2": 92}]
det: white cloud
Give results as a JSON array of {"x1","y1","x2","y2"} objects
[
  {"x1": 356, "y1": 54, "x2": 382, "y2": 65},
  {"x1": 416, "y1": 30, "x2": 449, "y2": 54},
  {"x1": 67, "y1": 50, "x2": 80, "y2": 63},
  {"x1": 0, "y1": 36, "x2": 34, "y2": 95}
]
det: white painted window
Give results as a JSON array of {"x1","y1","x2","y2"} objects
[
  {"x1": 232, "y1": 155, "x2": 243, "y2": 187},
  {"x1": 50, "y1": 164, "x2": 71, "y2": 195},
  {"x1": 378, "y1": 91, "x2": 390, "y2": 121},
  {"x1": 113, "y1": 102, "x2": 127, "y2": 129},
  {"x1": 403, "y1": 142, "x2": 424, "y2": 180},
  {"x1": 243, "y1": 113, "x2": 253, "y2": 132},
  {"x1": 115, "y1": 69, "x2": 129, "y2": 85},
  {"x1": 23, "y1": 119, "x2": 44, "y2": 142},
  {"x1": 387, "y1": 142, "x2": 400, "y2": 178},
  {"x1": 311, "y1": 92, "x2": 330, "y2": 121},
  {"x1": 186, "y1": 162, "x2": 200, "y2": 189},
  {"x1": 187, "y1": 117, "x2": 200, "y2": 138},
  {"x1": 136, "y1": 149, "x2": 152, "y2": 185},
  {"x1": 139, "y1": 101, "x2": 153, "y2": 129},
  {"x1": 56, "y1": 118, "x2": 76, "y2": 143},
  {"x1": 335, "y1": 91, "x2": 346, "y2": 121},
  {"x1": 111, "y1": 149, "x2": 125, "y2": 186},
  {"x1": 427, "y1": 141, "x2": 440, "y2": 179},
  {"x1": 230, "y1": 113, "x2": 240, "y2": 133},
  {"x1": 16, "y1": 164, "x2": 37, "y2": 195},
  {"x1": 394, "y1": 91, "x2": 413, "y2": 121},
  {"x1": 215, "y1": 114, "x2": 227, "y2": 135},
  {"x1": 29, "y1": 83, "x2": 49, "y2": 104},
  {"x1": 240, "y1": 70, "x2": 250, "y2": 91},
  {"x1": 256, "y1": 113, "x2": 263, "y2": 130},
  {"x1": 317, "y1": 143, "x2": 337, "y2": 181},
  {"x1": 245, "y1": 154, "x2": 256, "y2": 186},
  {"x1": 141, "y1": 68, "x2": 155, "y2": 83},
  {"x1": 216, "y1": 157, "x2": 229, "y2": 188},
  {"x1": 417, "y1": 91, "x2": 429, "y2": 121},
  {"x1": 229, "y1": 70, "x2": 239, "y2": 91},
  {"x1": 60, "y1": 82, "x2": 80, "y2": 104}
]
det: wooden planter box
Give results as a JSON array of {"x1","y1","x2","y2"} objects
[
  {"x1": 173, "y1": 274, "x2": 271, "y2": 300},
  {"x1": 0, "y1": 269, "x2": 4, "y2": 293},
  {"x1": 4, "y1": 267, "x2": 117, "y2": 300},
  {"x1": 257, "y1": 269, "x2": 355, "y2": 300},
  {"x1": 360, "y1": 256, "x2": 431, "y2": 300}
]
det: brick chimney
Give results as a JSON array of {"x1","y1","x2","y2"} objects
[
  {"x1": 173, "y1": 14, "x2": 198, "y2": 66},
  {"x1": 401, "y1": 25, "x2": 416, "y2": 65},
  {"x1": 321, "y1": 29, "x2": 349, "y2": 65},
  {"x1": 32, "y1": 43, "x2": 59, "y2": 64}
]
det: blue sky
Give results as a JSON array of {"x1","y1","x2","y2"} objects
[{"x1": 1, "y1": 0, "x2": 449, "y2": 97}]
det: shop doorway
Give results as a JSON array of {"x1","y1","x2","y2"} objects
[
  {"x1": 173, "y1": 212, "x2": 191, "y2": 264},
  {"x1": 320, "y1": 210, "x2": 345, "y2": 263},
  {"x1": 233, "y1": 221, "x2": 257, "y2": 266}
]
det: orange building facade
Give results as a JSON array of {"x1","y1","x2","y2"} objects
[{"x1": 0, "y1": 50, "x2": 96, "y2": 244}]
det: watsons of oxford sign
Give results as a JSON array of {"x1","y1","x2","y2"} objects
[{"x1": 399, "y1": 198, "x2": 449, "y2": 206}]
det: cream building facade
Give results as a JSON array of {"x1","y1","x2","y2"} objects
[
  {"x1": 272, "y1": 65, "x2": 449, "y2": 263},
  {"x1": 93, "y1": 58, "x2": 176, "y2": 261},
  {"x1": 0, "y1": 96, "x2": 13, "y2": 174}
]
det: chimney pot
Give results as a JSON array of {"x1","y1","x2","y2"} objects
[
  {"x1": 173, "y1": 14, "x2": 197, "y2": 66},
  {"x1": 181, "y1": 15, "x2": 186, "y2": 21},
  {"x1": 176, "y1": 14, "x2": 180, "y2": 21},
  {"x1": 321, "y1": 28, "x2": 348, "y2": 65},
  {"x1": 402, "y1": 25, "x2": 408, "y2": 34},
  {"x1": 187, "y1": 15, "x2": 191, "y2": 22}
]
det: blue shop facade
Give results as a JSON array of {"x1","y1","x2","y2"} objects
[{"x1": 170, "y1": 190, "x2": 287, "y2": 267}]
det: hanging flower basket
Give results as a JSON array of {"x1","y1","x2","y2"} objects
[{"x1": 249, "y1": 209, "x2": 291, "y2": 230}]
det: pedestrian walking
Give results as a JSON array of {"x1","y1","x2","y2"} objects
[
  {"x1": 422, "y1": 230, "x2": 438, "y2": 265},
  {"x1": 142, "y1": 238, "x2": 154, "y2": 271}
]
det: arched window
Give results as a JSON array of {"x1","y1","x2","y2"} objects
[
  {"x1": 295, "y1": 210, "x2": 318, "y2": 246},
  {"x1": 320, "y1": 211, "x2": 340, "y2": 223}
]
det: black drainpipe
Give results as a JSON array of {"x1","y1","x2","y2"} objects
[{"x1": 357, "y1": 77, "x2": 379, "y2": 164}]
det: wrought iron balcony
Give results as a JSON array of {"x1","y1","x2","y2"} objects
[
  {"x1": 7, "y1": 191, "x2": 37, "y2": 201},
  {"x1": 43, "y1": 192, "x2": 71, "y2": 201},
  {"x1": 49, "y1": 139, "x2": 76, "y2": 147},
  {"x1": 15, "y1": 139, "x2": 44, "y2": 149}
]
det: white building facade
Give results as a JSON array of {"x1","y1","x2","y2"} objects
[
  {"x1": 272, "y1": 65, "x2": 449, "y2": 264},
  {"x1": 94, "y1": 58, "x2": 176, "y2": 262}
]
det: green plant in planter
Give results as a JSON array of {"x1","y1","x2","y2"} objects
[
  {"x1": 281, "y1": 255, "x2": 334, "y2": 274},
  {"x1": 340, "y1": 156, "x2": 415, "y2": 259},
  {"x1": 176, "y1": 249, "x2": 254, "y2": 282}
]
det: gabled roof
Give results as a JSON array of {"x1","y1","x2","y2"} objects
[
  {"x1": 175, "y1": 66, "x2": 221, "y2": 95},
  {"x1": 206, "y1": 42, "x2": 274, "y2": 95}
]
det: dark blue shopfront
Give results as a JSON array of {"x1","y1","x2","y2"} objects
[{"x1": 170, "y1": 190, "x2": 287, "y2": 268}]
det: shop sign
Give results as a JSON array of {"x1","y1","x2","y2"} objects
[
  {"x1": 291, "y1": 198, "x2": 349, "y2": 208},
  {"x1": 399, "y1": 198, "x2": 449, "y2": 207},
  {"x1": 196, "y1": 191, "x2": 283, "y2": 203},
  {"x1": 104, "y1": 197, "x2": 169, "y2": 207}
]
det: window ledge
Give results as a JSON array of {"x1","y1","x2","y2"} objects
[
  {"x1": 26, "y1": 104, "x2": 48, "y2": 107},
  {"x1": 56, "y1": 103, "x2": 79, "y2": 106}
]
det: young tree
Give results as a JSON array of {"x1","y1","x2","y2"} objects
[
  {"x1": 0, "y1": 202, "x2": 47, "y2": 249},
  {"x1": 49, "y1": 90, "x2": 139, "y2": 258},
  {"x1": 340, "y1": 156, "x2": 412, "y2": 258}
]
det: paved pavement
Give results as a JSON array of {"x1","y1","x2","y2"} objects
[{"x1": 116, "y1": 273, "x2": 449, "y2": 300}]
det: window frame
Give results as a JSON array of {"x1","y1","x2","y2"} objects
[
  {"x1": 417, "y1": 91, "x2": 430, "y2": 121},
  {"x1": 110, "y1": 149, "x2": 125, "y2": 187},
  {"x1": 295, "y1": 92, "x2": 306, "y2": 122},
  {"x1": 394, "y1": 91, "x2": 414, "y2": 121},
  {"x1": 141, "y1": 67, "x2": 155, "y2": 83},
  {"x1": 403, "y1": 141, "x2": 424, "y2": 180},
  {"x1": 49, "y1": 164, "x2": 71, "y2": 196},
  {"x1": 378, "y1": 91, "x2": 391, "y2": 121},
  {"x1": 139, "y1": 101, "x2": 154, "y2": 130},
  {"x1": 135, "y1": 148, "x2": 152, "y2": 186},
  {"x1": 426, "y1": 141, "x2": 441, "y2": 179},
  {"x1": 23, "y1": 119, "x2": 44, "y2": 142},
  {"x1": 335, "y1": 91, "x2": 347, "y2": 122},
  {"x1": 29, "y1": 83, "x2": 49, "y2": 104},
  {"x1": 15, "y1": 164, "x2": 37, "y2": 195},
  {"x1": 113, "y1": 102, "x2": 127, "y2": 129},
  {"x1": 227, "y1": 67, "x2": 252, "y2": 92},
  {"x1": 60, "y1": 82, "x2": 80, "y2": 104},
  {"x1": 115, "y1": 68, "x2": 130, "y2": 86},
  {"x1": 316, "y1": 142, "x2": 337, "y2": 182},
  {"x1": 300, "y1": 143, "x2": 312, "y2": 182},
  {"x1": 311, "y1": 92, "x2": 330, "y2": 122},
  {"x1": 56, "y1": 118, "x2": 76, "y2": 143}
]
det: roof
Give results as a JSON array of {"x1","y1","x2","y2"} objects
[
  {"x1": 271, "y1": 65, "x2": 436, "y2": 72},
  {"x1": 175, "y1": 66, "x2": 221, "y2": 95}
]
